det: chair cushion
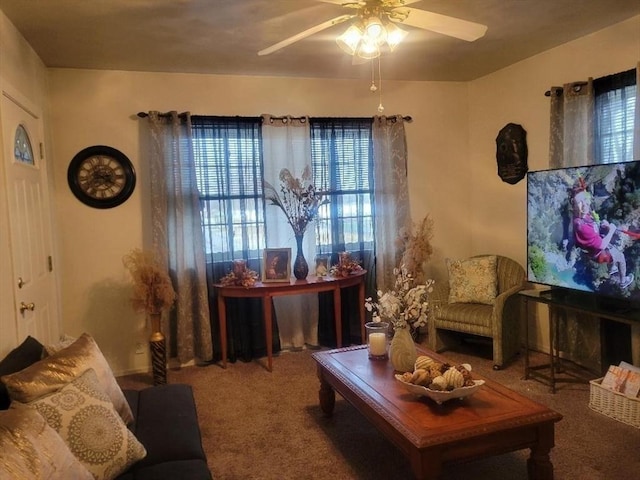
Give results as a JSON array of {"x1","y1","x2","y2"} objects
[
  {"x1": 446, "y1": 255, "x2": 498, "y2": 305},
  {"x1": 436, "y1": 302, "x2": 493, "y2": 329}
]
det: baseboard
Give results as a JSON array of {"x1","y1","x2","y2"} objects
[{"x1": 115, "y1": 358, "x2": 196, "y2": 378}]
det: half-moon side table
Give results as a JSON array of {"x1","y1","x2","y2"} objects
[{"x1": 213, "y1": 270, "x2": 366, "y2": 371}]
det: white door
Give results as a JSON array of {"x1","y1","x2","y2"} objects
[{"x1": 1, "y1": 89, "x2": 60, "y2": 346}]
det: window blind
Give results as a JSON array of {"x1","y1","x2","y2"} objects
[{"x1": 594, "y1": 69, "x2": 637, "y2": 164}]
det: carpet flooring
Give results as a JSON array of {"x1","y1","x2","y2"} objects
[{"x1": 117, "y1": 339, "x2": 640, "y2": 480}]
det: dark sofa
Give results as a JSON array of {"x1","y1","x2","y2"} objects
[
  {"x1": 0, "y1": 336, "x2": 212, "y2": 480},
  {"x1": 118, "y1": 384, "x2": 212, "y2": 480}
]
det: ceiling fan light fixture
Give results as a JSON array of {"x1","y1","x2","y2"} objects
[
  {"x1": 258, "y1": 2, "x2": 488, "y2": 58},
  {"x1": 336, "y1": 24, "x2": 363, "y2": 55},
  {"x1": 356, "y1": 39, "x2": 380, "y2": 59},
  {"x1": 385, "y1": 22, "x2": 407, "y2": 51},
  {"x1": 364, "y1": 16, "x2": 384, "y2": 42},
  {"x1": 337, "y1": 14, "x2": 408, "y2": 59}
]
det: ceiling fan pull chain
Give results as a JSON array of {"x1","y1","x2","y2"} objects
[
  {"x1": 370, "y1": 58, "x2": 378, "y2": 92},
  {"x1": 377, "y1": 56, "x2": 384, "y2": 113}
]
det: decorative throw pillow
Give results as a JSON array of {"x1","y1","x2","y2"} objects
[
  {"x1": 11, "y1": 369, "x2": 146, "y2": 480},
  {"x1": 43, "y1": 334, "x2": 78, "y2": 357},
  {"x1": 1, "y1": 333, "x2": 133, "y2": 424},
  {"x1": 0, "y1": 336, "x2": 44, "y2": 410},
  {"x1": 446, "y1": 255, "x2": 498, "y2": 305},
  {"x1": 0, "y1": 407, "x2": 93, "y2": 479}
]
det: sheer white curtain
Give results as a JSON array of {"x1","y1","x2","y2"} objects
[
  {"x1": 146, "y1": 111, "x2": 213, "y2": 364},
  {"x1": 261, "y1": 115, "x2": 319, "y2": 350},
  {"x1": 372, "y1": 115, "x2": 411, "y2": 291}
]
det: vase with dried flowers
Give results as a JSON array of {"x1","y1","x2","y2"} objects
[
  {"x1": 365, "y1": 266, "x2": 434, "y2": 372},
  {"x1": 264, "y1": 166, "x2": 329, "y2": 280},
  {"x1": 123, "y1": 248, "x2": 176, "y2": 385},
  {"x1": 364, "y1": 214, "x2": 435, "y2": 372}
]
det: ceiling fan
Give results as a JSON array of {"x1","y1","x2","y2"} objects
[{"x1": 258, "y1": 0, "x2": 488, "y2": 58}]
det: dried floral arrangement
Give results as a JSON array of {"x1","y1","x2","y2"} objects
[
  {"x1": 263, "y1": 166, "x2": 329, "y2": 237},
  {"x1": 366, "y1": 214, "x2": 435, "y2": 337},
  {"x1": 365, "y1": 267, "x2": 434, "y2": 335},
  {"x1": 397, "y1": 214, "x2": 434, "y2": 283},
  {"x1": 220, "y1": 260, "x2": 259, "y2": 288},
  {"x1": 123, "y1": 248, "x2": 176, "y2": 315},
  {"x1": 329, "y1": 252, "x2": 363, "y2": 277}
]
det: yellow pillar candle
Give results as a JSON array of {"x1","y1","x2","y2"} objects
[{"x1": 369, "y1": 332, "x2": 387, "y2": 356}]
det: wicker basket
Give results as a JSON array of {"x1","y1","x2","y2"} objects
[{"x1": 589, "y1": 377, "x2": 640, "y2": 429}]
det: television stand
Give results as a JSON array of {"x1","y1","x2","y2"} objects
[{"x1": 518, "y1": 289, "x2": 640, "y2": 393}]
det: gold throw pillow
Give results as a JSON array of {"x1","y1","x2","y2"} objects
[{"x1": 1, "y1": 333, "x2": 133, "y2": 424}]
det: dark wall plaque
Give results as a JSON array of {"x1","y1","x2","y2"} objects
[{"x1": 496, "y1": 123, "x2": 528, "y2": 185}]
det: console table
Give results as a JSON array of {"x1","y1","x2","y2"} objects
[
  {"x1": 213, "y1": 271, "x2": 366, "y2": 371},
  {"x1": 519, "y1": 288, "x2": 640, "y2": 392}
]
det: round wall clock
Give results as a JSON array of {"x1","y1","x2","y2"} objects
[{"x1": 67, "y1": 145, "x2": 136, "y2": 209}]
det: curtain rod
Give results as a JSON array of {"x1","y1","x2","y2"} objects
[
  {"x1": 137, "y1": 111, "x2": 188, "y2": 118},
  {"x1": 544, "y1": 81, "x2": 590, "y2": 97},
  {"x1": 137, "y1": 112, "x2": 412, "y2": 122},
  {"x1": 263, "y1": 114, "x2": 412, "y2": 122}
]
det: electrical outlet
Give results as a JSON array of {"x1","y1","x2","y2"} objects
[{"x1": 135, "y1": 342, "x2": 145, "y2": 355}]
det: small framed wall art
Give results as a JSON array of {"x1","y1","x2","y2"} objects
[{"x1": 262, "y1": 248, "x2": 291, "y2": 282}]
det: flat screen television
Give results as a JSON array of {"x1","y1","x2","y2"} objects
[{"x1": 527, "y1": 160, "x2": 640, "y2": 308}]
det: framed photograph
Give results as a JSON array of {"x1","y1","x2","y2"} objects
[
  {"x1": 262, "y1": 248, "x2": 291, "y2": 282},
  {"x1": 315, "y1": 256, "x2": 330, "y2": 277}
]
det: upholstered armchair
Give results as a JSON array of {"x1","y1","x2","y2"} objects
[{"x1": 428, "y1": 255, "x2": 525, "y2": 369}]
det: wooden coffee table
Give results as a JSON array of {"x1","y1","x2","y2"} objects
[{"x1": 312, "y1": 345, "x2": 562, "y2": 480}]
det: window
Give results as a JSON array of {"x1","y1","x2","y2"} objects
[
  {"x1": 594, "y1": 68, "x2": 636, "y2": 164},
  {"x1": 192, "y1": 116, "x2": 264, "y2": 262},
  {"x1": 310, "y1": 119, "x2": 375, "y2": 255},
  {"x1": 14, "y1": 125, "x2": 34, "y2": 165},
  {"x1": 192, "y1": 116, "x2": 376, "y2": 274}
]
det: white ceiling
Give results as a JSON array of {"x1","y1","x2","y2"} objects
[{"x1": 1, "y1": 0, "x2": 639, "y2": 82}]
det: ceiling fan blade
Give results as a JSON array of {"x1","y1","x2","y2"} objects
[
  {"x1": 391, "y1": 7, "x2": 487, "y2": 42},
  {"x1": 386, "y1": 0, "x2": 422, "y2": 5},
  {"x1": 258, "y1": 14, "x2": 354, "y2": 56},
  {"x1": 316, "y1": 0, "x2": 421, "y2": 5},
  {"x1": 315, "y1": 0, "x2": 364, "y2": 6}
]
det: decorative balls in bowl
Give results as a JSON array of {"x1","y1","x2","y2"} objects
[{"x1": 395, "y1": 355, "x2": 485, "y2": 404}]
